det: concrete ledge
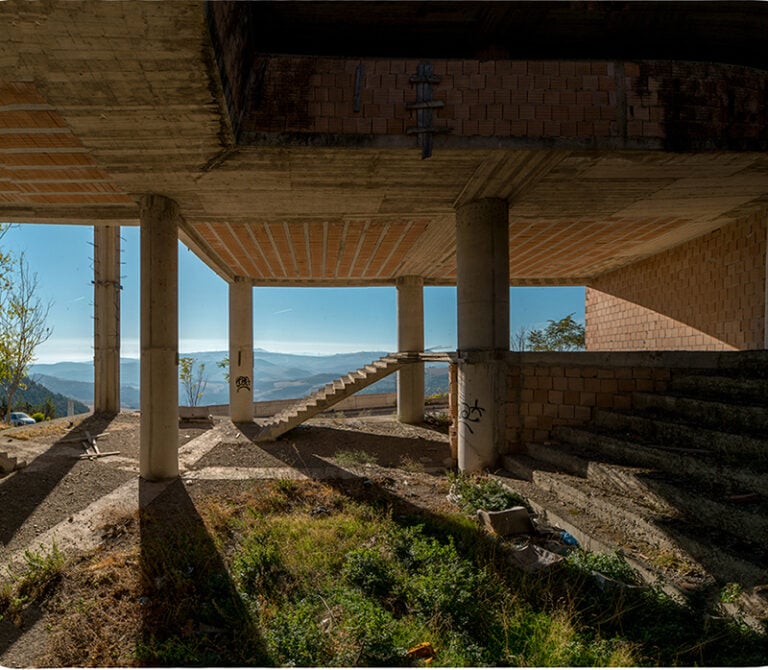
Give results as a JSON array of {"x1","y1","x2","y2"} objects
[
  {"x1": 180, "y1": 390, "x2": 399, "y2": 420},
  {"x1": 506, "y1": 349, "x2": 768, "y2": 369}
]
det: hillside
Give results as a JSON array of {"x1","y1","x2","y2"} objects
[
  {"x1": 31, "y1": 350, "x2": 451, "y2": 408},
  {"x1": 2, "y1": 377, "x2": 89, "y2": 418}
]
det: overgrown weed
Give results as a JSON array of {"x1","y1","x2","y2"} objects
[
  {"x1": 334, "y1": 448, "x2": 378, "y2": 466},
  {"x1": 0, "y1": 542, "x2": 64, "y2": 626},
  {"x1": 448, "y1": 470, "x2": 533, "y2": 513},
  {"x1": 8, "y1": 478, "x2": 768, "y2": 667}
]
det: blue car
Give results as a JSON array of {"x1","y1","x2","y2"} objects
[{"x1": 10, "y1": 412, "x2": 36, "y2": 426}]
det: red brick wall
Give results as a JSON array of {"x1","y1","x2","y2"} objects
[
  {"x1": 585, "y1": 213, "x2": 766, "y2": 351},
  {"x1": 205, "y1": 44, "x2": 768, "y2": 149}
]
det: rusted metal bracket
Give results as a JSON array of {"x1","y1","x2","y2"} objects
[
  {"x1": 353, "y1": 62, "x2": 364, "y2": 113},
  {"x1": 407, "y1": 62, "x2": 448, "y2": 159}
]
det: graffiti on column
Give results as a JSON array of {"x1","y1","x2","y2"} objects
[
  {"x1": 459, "y1": 398, "x2": 485, "y2": 434},
  {"x1": 235, "y1": 375, "x2": 251, "y2": 392}
]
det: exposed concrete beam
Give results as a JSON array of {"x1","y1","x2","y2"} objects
[
  {"x1": 0, "y1": 206, "x2": 139, "y2": 226},
  {"x1": 178, "y1": 218, "x2": 236, "y2": 283}
]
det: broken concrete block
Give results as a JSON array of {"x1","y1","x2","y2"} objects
[{"x1": 477, "y1": 506, "x2": 535, "y2": 536}]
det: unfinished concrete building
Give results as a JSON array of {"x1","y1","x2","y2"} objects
[{"x1": 1, "y1": 1, "x2": 766, "y2": 621}]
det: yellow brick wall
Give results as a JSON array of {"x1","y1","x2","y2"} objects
[{"x1": 585, "y1": 213, "x2": 766, "y2": 351}]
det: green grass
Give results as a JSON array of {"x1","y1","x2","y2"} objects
[
  {"x1": 333, "y1": 449, "x2": 378, "y2": 466},
  {"x1": 6, "y1": 478, "x2": 768, "y2": 667},
  {"x1": 0, "y1": 543, "x2": 65, "y2": 626}
]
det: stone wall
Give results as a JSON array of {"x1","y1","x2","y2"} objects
[{"x1": 586, "y1": 212, "x2": 766, "y2": 351}]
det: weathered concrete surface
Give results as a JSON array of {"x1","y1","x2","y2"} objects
[{"x1": 0, "y1": 3, "x2": 767, "y2": 291}]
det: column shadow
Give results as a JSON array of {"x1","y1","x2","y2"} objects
[
  {"x1": 138, "y1": 478, "x2": 269, "y2": 666},
  {"x1": 0, "y1": 413, "x2": 117, "y2": 548}
]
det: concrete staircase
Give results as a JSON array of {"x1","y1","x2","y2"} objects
[
  {"x1": 503, "y1": 365, "x2": 768, "y2": 623},
  {"x1": 256, "y1": 354, "x2": 404, "y2": 440},
  {"x1": 0, "y1": 451, "x2": 26, "y2": 476}
]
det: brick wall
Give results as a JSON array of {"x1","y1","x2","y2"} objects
[
  {"x1": 506, "y1": 356, "x2": 670, "y2": 450},
  {"x1": 205, "y1": 18, "x2": 768, "y2": 151},
  {"x1": 586, "y1": 213, "x2": 766, "y2": 351},
  {"x1": 501, "y1": 350, "x2": 766, "y2": 453}
]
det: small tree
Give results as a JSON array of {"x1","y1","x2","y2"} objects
[
  {"x1": 179, "y1": 356, "x2": 208, "y2": 407},
  {"x1": 43, "y1": 396, "x2": 56, "y2": 420},
  {"x1": 0, "y1": 256, "x2": 52, "y2": 421},
  {"x1": 217, "y1": 356, "x2": 230, "y2": 384},
  {"x1": 527, "y1": 313, "x2": 585, "y2": 352},
  {"x1": 511, "y1": 324, "x2": 532, "y2": 351}
]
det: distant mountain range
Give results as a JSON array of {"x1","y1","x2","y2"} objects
[{"x1": 30, "y1": 349, "x2": 450, "y2": 410}]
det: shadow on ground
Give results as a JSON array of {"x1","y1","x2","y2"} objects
[
  {"x1": 0, "y1": 414, "x2": 116, "y2": 548},
  {"x1": 138, "y1": 478, "x2": 270, "y2": 666},
  {"x1": 235, "y1": 420, "x2": 451, "y2": 471}
]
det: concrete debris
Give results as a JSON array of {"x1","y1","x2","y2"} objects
[{"x1": 477, "y1": 506, "x2": 535, "y2": 536}]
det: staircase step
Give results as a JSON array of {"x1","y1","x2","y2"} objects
[
  {"x1": 551, "y1": 427, "x2": 768, "y2": 495},
  {"x1": 520, "y1": 442, "x2": 768, "y2": 550},
  {"x1": 670, "y1": 373, "x2": 768, "y2": 405},
  {"x1": 633, "y1": 392, "x2": 768, "y2": 435},
  {"x1": 592, "y1": 409, "x2": 767, "y2": 463},
  {"x1": 499, "y1": 469, "x2": 768, "y2": 595},
  {"x1": 254, "y1": 354, "x2": 403, "y2": 441}
]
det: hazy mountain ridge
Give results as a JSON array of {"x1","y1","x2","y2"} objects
[
  {"x1": 31, "y1": 350, "x2": 450, "y2": 409},
  {"x1": 2, "y1": 377, "x2": 89, "y2": 417}
]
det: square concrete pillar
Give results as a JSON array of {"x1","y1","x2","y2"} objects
[
  {"x1": 455, "y1": 198, "x2": 510, "y2": 471},
  {"x1": 139, "y1": 195, "x2": 180, "y2": 481},
  {"x1": 93, "y1": 225, "x2": 121, "y2": 414},
  {"x1": 229, "y1": 277, "x2": 254, "y2": 422},
  {"x1": 396, "y1": 275, "x2": 424, "y2": 424}
]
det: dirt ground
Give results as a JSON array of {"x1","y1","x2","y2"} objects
[{"x1": 0, "y1": 410, "x2": 455, "y2": 666}]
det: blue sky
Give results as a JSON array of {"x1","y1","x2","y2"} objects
[{"x1": 3, "y1": 223, "x2": 584, "y2": 363}]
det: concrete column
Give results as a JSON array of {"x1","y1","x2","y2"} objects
[
  {"x1": 455, "y1": 198, "x2": 509, "y2": 471},
  {"x1": 229, "y1": 277, "x2": 254, "y2": 422},
  {"x1": 396, "y1": 275, "x2": 424, "y2": 424},
  {"x1": 139, "y1": 195, "x2": 179, "y2": 481},
  {"x1": 93, "y1": 225, "x2": 121, "y2": 413}
]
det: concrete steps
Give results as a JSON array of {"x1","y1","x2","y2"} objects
[
  {"x1": 501, "y1": 365, "x2": 768, "y2": 624},
  {"x1": 591, "y1": 408, "x2": 767, "y2": 463},
  {"x1": 256, "y1": 355, "x2": 403, "y2": 441}
]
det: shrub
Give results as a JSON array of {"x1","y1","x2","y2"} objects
[
  {"x1": 31, "y1": 412, "x2": 44, "y2": 423},
  {"x1": 390, "y1": 525, "x2": 491, "y2": 631},
  {"x1": 333, "y1": 590, "x2": 409, "y2": 666},
  {"x1": 266, "y1": 599, "x2": 330, "y2": 667},
  {"x1": 232, "y1": 528, "x2": 285, "y2": 598},
  {"x1": 565, "y1": 550, "x2": 639, "y2": 586},
  {"x1": 448, "y1": 472, "x2": 533, "y2": 514},
  {"x1": 341, "y1": 547, "x2": 397, "y2": 598}
]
